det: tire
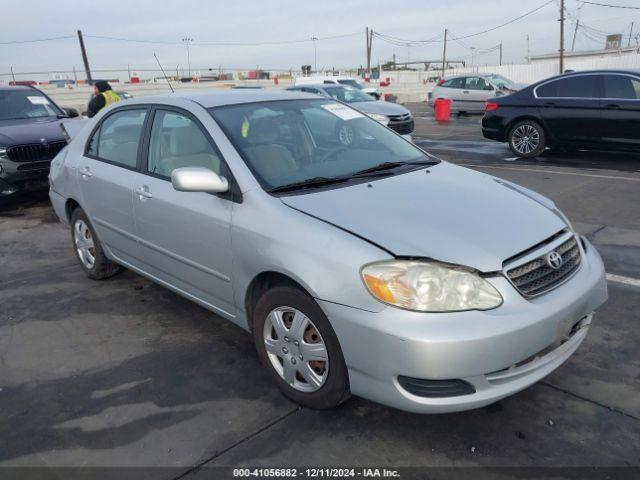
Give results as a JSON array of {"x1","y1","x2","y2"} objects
[
  {"x1": 70, "y1": 207, "x2": 121, "y2": 280},
  {"x1": 508, "y1": 120, "x2": 546, "y2": 158},
  {"x1": 252, "y1": 285, "x2": 350, "y2": 409}
]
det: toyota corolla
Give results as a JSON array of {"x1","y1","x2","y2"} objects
[{"x1": 49, "y1": 89, "x2": 607, "y2": 413}]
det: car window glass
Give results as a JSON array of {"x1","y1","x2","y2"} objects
[
  {"x1": 96, "y1": 109, "x2": 146, "y2": 168},
  {"x1": 442, "y1": 78, "x2": 464, "y2": 89},
  {"x1": 537, "y1": 75, "x2": 597, "y2": 98},
  {"x1": 603, "y1": 75, "x2": 640, "y2": 100},
  {"x1": 464, "y1": 77, "x2": 490, "y2": 90},
  {"x1": 87, "y1": 127, "x2": 99, "y2": 156},
  {"x1": 0, "y1": 90, "x2": 62, "y2": 120},
  {"x1": 147, "y1": 110, "x2": 222, "y2": 178}
]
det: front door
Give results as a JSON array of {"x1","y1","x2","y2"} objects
[
  {"x1": 77, "y1": 107, "x2": 148, "y2": 266},
  {"x1": 600, "y1": 73, "x2": 640, "y2": 149},
  {"x1": 132, "y1": 107, "x2": 236, "y2": 317},
  {"x1": 463, "y1": 76, "x2": 495, "y2": 113}
]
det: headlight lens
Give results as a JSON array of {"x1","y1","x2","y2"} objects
[
  {"x1": 0, "y1": 147, "x2": 7, "y2": 159},
  {"x1": 361, "y1": 261, "x2": 503, "y2": 312},
  {"x1": 366, "y1": 113, "x2": 390, "y2": 125}
]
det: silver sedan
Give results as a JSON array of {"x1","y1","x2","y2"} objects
[{"x1": 49, "y1": 89, "x2": 607, "y2": 413}]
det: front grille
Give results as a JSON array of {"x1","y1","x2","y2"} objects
[
  {"x1": 7, "y1": 141, "x2": 66, "y2": 163},
  {"x1": 389, "y1": 119, "x2": 415, "y2": 135},
  {"x1": 506, "y1": 236, "x2": 582, "y2": 297}
]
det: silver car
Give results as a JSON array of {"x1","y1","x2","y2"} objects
[
  {"x1": 286, "y1": 84, "x2": 414, "y2": 139},
  {"x1": 430, "y1": 73, "x2": 527, "y2": 114},
  {"x1": 49, "y1": 89, "x2": 607, "y2": 413}
]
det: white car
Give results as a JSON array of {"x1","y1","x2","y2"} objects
[{"x1": 294, "y1": 76, "x2": 380, "y2": 99}]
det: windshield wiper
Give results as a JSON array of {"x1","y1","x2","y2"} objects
[
  {"x1": 268, "y1": 176, "x2": 351, "y2": 194},
  {"x1": 349, "y1": 159, "x2": 439, "y2": 178}
]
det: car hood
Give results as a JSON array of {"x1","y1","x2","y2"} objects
[
  {"x1": 280, "y1": 162, "x2": 566, "y2": 272},
  {"x1": 0, "y1": 117, "x2": 67, "y2": 145},
  {"x1": 351, "y1": 101, "x2": 410, "y2": 117}
]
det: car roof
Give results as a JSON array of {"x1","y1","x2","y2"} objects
[
  {"x1": 127, "y1": 88, "x2": 320, "y2": 108},
  {"x1": 288, "y1": 84, "x2": 342, "y2": 89},
  {"x1": 0, "y1": 84, "x2": 40, "y2": 92}
]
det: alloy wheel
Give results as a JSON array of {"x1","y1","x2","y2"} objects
[
  {"x1": 263, "y1": 306, "x2": 329, "y2": 392},
  {"x1": 512, "y1": 124, "x2": 540, "y2": 155},
  {"x1": 74, "y1": 219, "x2": 96, "y2": 269}
]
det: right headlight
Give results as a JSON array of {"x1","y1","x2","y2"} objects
[{"x1": 361, "y1": 260, "x2": 503, "y2": 312}]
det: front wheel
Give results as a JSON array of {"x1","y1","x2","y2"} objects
[
  {"x1": 508, "y1": 120, "x2": 546, "y2": 158},
  {"x1": 252, "y1": 286, "x2": 350, "y2": 409}
]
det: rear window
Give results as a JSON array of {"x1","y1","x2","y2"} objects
[
  {"x1": 603, "y1": 75, "x2": 640, "y2": 100},
  {"x1": 536, "y1": 75, "x2": 598, "y2": 98},
  {"x1": 441, "y1": 78, "x2": 464, "y2": 89}
]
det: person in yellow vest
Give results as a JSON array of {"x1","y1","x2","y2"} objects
[{"x1": 87, "y1": 81, "x2": 121, "y2": 118}]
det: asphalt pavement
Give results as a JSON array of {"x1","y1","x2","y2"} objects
[{"x1": 1, "y1": 104, "x2": 639, "y2": 478}]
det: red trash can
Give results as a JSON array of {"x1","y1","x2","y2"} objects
[{"x1": 434, "y1": 97, "x2": 451, "y2": 122}]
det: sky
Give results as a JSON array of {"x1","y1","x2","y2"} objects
[{"x1": 2, "y1": 0, "x2": 639, "y2": 79}]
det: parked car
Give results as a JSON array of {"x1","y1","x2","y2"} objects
[
  {"x1": 49, "y1": 89, "x2": 607, "y2": 413},
  {"x1": 482, "y1": 69, "x2": 640, "y2": 157},
  {"x1": 295, "y1": 75, "x2": 380, "y2": 99},
  {"x1": 0, "y1": 85, "x2": 79, "y2": 197},
  {"x1": 287, "y1": 84, "x2": 414, "y2": 138},
  {"x1": 430, "y1": 73, "x2": 526, "y2": 114}
]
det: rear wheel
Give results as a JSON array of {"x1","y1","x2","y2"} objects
[
  {"x1": 70, "y1": 208, "x2": 121, "y2": 280},
  {"x1": 252, "y1": 286, "x2": 350, "y2": 409},
  {"x1": 508, "y1": 120, "x2": 546, "y2": 157}
]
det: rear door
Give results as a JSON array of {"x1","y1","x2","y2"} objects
[
  {"x1": 463, "y1": 76, "x2": 495, "y2": 112},
  {"x1": 78, "y1": 107, "x2": 149, "y2": 266},
  {"x1": 534, "y1": 74, "x2": 602, "y2": 147},
  {"x1": 600, "y1": 73, "x2": 640, "y2": 149},
  {"x1": 436, "y1": 77, "x2": 466, "y2": 111},
  {"x1": 132, "y1": 106, "x2": 237, "y2": 317}
]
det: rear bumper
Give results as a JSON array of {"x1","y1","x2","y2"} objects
[
  {"x1": 482, "y1": 126, "x2": 505, "y2": 142},
  {"x1": 318, "y1": 238, "x2": 607, "y2": 413},
  {"x1": 49, "y1": 188, "x2": 69, "y2": 226}
]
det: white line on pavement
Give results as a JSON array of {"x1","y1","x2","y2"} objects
[
  {"x1": 461, "y1": 164, "x2": 640, "y2": 182},
  {"x1": 606, "y1": 273, "x2": 640, "y2": 288}
]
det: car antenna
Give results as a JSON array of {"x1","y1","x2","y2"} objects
[{"x1": 154, "y1": 53, "x2": 174, "y2": 93}]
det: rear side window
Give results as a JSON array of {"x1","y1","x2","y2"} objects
[
  {"x1": 536, "y1": 75, "x2": 598, "y2": 98},
  {"x1": 441, "y1": 78, "x2": 464, "y2": 89},
  {"x1": 603, "y1": 75, "x2": 640, "y2": 100},
  {"x1": 89, "y1": 109, "x2": 147, "y2": 168},
  {"x1": 464, "y1": 77, "x2": 491, "y2": 90}
]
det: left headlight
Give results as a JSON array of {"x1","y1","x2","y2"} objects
[
  {"x1": 361, "y1": 260, "x2": 503, "y2": 312},
  {"x1": 366, "y1": 113, "x2": 390, "y2": 126},
  {"x1": 0, "y1": 147, "x2": 7, "y2": 159}
]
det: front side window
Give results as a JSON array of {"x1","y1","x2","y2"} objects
[
  {"x1": 464, "y1": 77, "x2": 491, "y2": 90},
  {"x1": 536, "y1": 75, "x2": 598, "y2": 98},
  {"x1": 0, "y1": 89, "x2": 63, "y2": 120},
  {"x1": 94, "y1": 109, "x2": 147, "y2": 168},
  {"x1": 210, "y1": 99, "x2": 433, "y2": 191},
  {"x1": 603, "y1": 75, "x2": 640, "y2": 100},
  {"x1": 147, "y1": 110, "x2": 222, "y2": 177}
]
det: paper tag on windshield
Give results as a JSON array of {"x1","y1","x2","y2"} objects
[
  {"x1": 27, "y1": 96, "x2": 50, "y2": 105},
  {"x1": 321, "y1": 103, "x2": 363, "y2": 121}
]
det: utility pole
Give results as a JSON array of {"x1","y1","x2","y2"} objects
[
  {"x1": 628, "y1": 22, "x2": 635, "y2": 47},
  {"x1": 182, "y1": 37, "x2": 193, "y2": 77},
  {"x1": 559, "y1": 0, "x2": 565, "y2": 74},
  {"x1": 441, "y1": 29, "x2": 448, "y2": 79},
  {"x1": 365, "y1": 27, "x2": 372, "y2": 78},
  {"x1": 10, "y1": 66, "x2": 16, "y2": 83},
  {"x1": 526, "y1": 34, "x2": 531, "y2": 63},
  {"x1": 77, "y1": 30, "x2": 92, "y2": 84},
  {"x1": 499, "y1": 42, "x2": 503, "y2": 66},
  {"x1": 572, "y1": 20, "x2": 580, "y2": 52},
  {"x1": 311, "y1": 36, "x2": 318, "y2": 72}
]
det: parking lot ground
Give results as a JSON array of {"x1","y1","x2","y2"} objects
[{"x1": 1, "y1": 105, "x2": 640, "y2": 476}]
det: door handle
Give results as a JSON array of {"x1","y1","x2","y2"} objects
[
  {"x1": 543, "y1": 102, "x2": 556, "y2": 108},
  {"x1": 462, "y1": 90, "x2": 470, "y2": 94},
  {"x1": 79, "y1": 167, "x2": 93, "y2": 179},
  {"x1": 604, "y1": 103, "x2": 620, "y2": 109},
  {"x1": 135, "y1": 186, "x2": 153, "y2": 199}
]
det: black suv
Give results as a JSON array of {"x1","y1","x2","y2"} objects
[
  {"x1": 482, "y1": 69, "x2": 640, "y2": 157},
  {"x1": 0, "y1": 85, "x2": 79, "y2": 196}
]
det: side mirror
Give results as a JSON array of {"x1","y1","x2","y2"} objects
[
  {"x1": 171, "y1": 167, "x2": 229, "y2": 193},
  {"x1": 63, "y1": 107, "x2": 79, "y2": 118}
]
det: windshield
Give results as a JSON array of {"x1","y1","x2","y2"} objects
[
  {"x1": 337, "y1": 79, "x2": 363, "y2": 89},
  {"x1": 323, "y1": 86, "x2": 374, "y2": 104},
  {"x1": 0, "y1": 90, "x2": 62, "y2": 120},
  {"x1": 486, "y1": 74, "x2": 517, "y2": 89},
  {"x1": 210, "y1": 99, "x2": 433, "y2": 191}
]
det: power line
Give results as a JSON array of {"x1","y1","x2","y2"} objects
[
  {"x1": 579, "y1": 1, "x2": 640, "y2": 9},
  {"x1": 0, "y1": 35, "x2": 75, "y2": 45}
]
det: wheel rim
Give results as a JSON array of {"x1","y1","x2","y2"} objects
[
  {"x1": 512, "y1": 124, "x2": 540, "y2": 155},
  {"x1": 263, "y1": 306, "x2": 329, "y2": 393},
  {"x1": 74, "y1": 219, "x2": 96, "y2": 269}
]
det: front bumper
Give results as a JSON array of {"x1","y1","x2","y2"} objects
[
  {"x1": 319, "y1": 238, "x2": 607, "y2": 413},
  {"x1": 0, "y1": 158, "x2": 51, "y2": 195}
]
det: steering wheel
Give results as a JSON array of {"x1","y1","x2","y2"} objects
[{"x1": 318, "y1": 146, "x2": 348, "y2": 163}]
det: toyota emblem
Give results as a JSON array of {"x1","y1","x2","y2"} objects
[{"x1": 546, "y1": 251, "x2": 563, "y2": 269}]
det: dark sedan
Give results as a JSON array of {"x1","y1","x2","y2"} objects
[
  {"x1": 482, "y1": 70, "x2": 640, "y2": 157},
  {"x1": 0, "y1": 85, "x2": 79, "y2": 196}
]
